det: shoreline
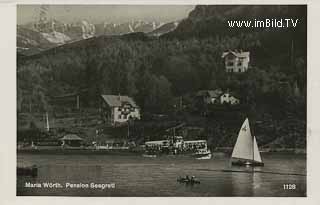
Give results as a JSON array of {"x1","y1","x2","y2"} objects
[
  {"x1": 214, "y1": 147, "x2": 306, "y2": 154},
  {"x1": 17, "y1": 147, "x2": 306, "y2": 155}
]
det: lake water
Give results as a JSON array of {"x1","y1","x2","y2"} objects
[{"x1": 17, "y1": 153, "x2": 306, "y2": 197}]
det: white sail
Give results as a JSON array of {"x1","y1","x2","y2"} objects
[
  {"x1": 231, "y1": 118, "x2": 262, "y2": 163},
  {"x1": 253, "y1": 136, "x2": 262, "y2": 162}
]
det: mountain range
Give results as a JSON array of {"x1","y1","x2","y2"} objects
[{"x1": 17, "y1": 19, "x2": 180, "y2": 56}]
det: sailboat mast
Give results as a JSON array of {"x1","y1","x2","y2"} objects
[
  {"x1": 251, "y1": 120, "x2": 254, "y2": 170},
  {"x1": 252, "y1": 133, "x2": 254, "y2": 169}
]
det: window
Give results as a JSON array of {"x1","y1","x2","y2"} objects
[
  {"x1": 239, "y1": 69, "x2": 241, "y2": 72},
  {"x1": 238, "y1": 61, "x2": 242, "y2": 66},
  {"x1": 227, "y1": 61, "x2": 234, "y2": 66},
  {"x1": 227, "y1": 55, "x2": 235, "y2": 60},
  {"x1": 118, "y1": 114, "x2": 121, "y2": 119}
]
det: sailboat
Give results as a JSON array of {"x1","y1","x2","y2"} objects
[{"x1": 231, "y1": 118, "x2": 264, "y2": 166}]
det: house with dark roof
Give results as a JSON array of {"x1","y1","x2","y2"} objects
[
  {"x1": 196, "y1": 89, "x2": 223, "y2": 104},
  {"x1": 196, "y1": 89, "x2": 240, "y2": 106},
  {"x1": 222, "y1": 50, "x2": 250, "y2": 73},
  {"x1": 100, "y1": 95, "x2": 140, "y2": 125}
]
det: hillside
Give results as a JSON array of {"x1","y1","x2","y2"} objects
[
  {"x1": 148, "y1": 21, "x2": 179, "y2": 36},
  {"x1": 17, "y1": 5, "x2": 306, "y2": 149}
]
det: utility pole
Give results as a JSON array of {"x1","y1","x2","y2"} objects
[
  {"x1": 76, "y1": 95, "x2": 80, "y2": 110},
  {"x1": 127, "y1": 120, "x2": 130, "y2": 140},
  {"x1": 291, "y1": 39, "x2": 294, "y2": 67},
  {"x1": 46, "y1": 112, "x2": 50, "y2": 132},
  {"x1": 29, "y1": 101, "x2": 32, "y2": 113}
]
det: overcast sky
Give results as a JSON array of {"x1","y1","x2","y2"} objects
[{"x1": 17, "y1": 5, "x2": 195, "y2": 25}]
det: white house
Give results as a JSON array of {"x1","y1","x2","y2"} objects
[
  {"x1": 220, "y1": 92, "x2": 240, "y2": 105},
  {"x1": 222, "y1": 50, "x2": 250, "y2": 73},
  {"x1": 101, "y1": 95, "x2": 140, "y2": 125}
]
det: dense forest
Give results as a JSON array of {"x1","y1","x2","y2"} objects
[{"x1": 17, "y1": 5, "x2": 307, "y2": 149}]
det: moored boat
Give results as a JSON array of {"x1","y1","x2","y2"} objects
[
  {"x1": 142, "y1": 154, "x2": 157, "y2": 158},
  {"x1": 196, "y1": 153, "x2": 212, "y2": 160},
  {"x1": 194, "y1": 149, "x2": 212, "y2": 159},
  {"x1": 17, "y1": 165, "x2": 38, "y2": 177},
  {"x1": 144, "y1": 137, "x2": 212, "y2": 158}
]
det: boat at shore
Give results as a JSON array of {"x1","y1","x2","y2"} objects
[
  {"x1": 142, "y1": 154, "x2": 157, "y2": 158},
  {"x1": 195, "y1": 151, "x2": 212, "y2": 160},
  {"x1": 144, "y1": 137, "x2": 212, "y2": 159},
  {"x1": 17, "y1": 165, "x2": 38, "y2": 177},
  {"x1": 17, "y1": 137, "x2": 212, "y2": 158},
  {"x1": 230, "y1": 118, "x2": 264, "y2": 167}
]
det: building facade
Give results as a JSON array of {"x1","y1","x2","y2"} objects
[
  {"x1": 101, "y1": 95, "x2": 140, "y2": 125},
  {"x1": 222, "y1": 50, "x2": 250, "y2": 73},
  {"x1": 220, "y1": 92, "x2": 240, "y2": 105}
]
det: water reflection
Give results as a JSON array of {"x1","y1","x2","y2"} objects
[{"x1": 17, "y1": 153, "x2": 306, "y2": 196}]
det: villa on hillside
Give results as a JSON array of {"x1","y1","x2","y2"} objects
[
  {"x1": 222, "y1": 50, "x2": 250, "y2": 73},
  {"x1": 220, "y1": 92, "x2": 240, "y2": 105},
  {"x1": 100, "y1": 95, "x2": 140, "y2": 125},
  {"x1": 196, "y1": 89, "x2": 240, "y2": 106}
]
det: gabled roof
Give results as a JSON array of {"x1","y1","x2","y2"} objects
[
  {"x1": 196, "y1": 89, "x2": 223, "y2": 98},
  {"x1": 101, "y1": 95, "x2": 138, "y2": 108},
  {"x1": 61, "y1": 134, "x2": 83, "y2": 141},
  {"x1": 207, "y1": 89, "x2": 223, "y2": 98},
  {"x1": 222, "y1": 50, "x2": 250, "y2": 58},
  {"x1": 220, "y1": 91, "x2": 240, "y2": 99}
]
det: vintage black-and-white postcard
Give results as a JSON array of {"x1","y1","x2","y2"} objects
[{"x1": 1, "y1": 0, "x2": 320, "y2": 204}]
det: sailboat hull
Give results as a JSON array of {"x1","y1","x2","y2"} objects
[{"x1": 231, "y1": 160, "x2": 264, "y2": 167}]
